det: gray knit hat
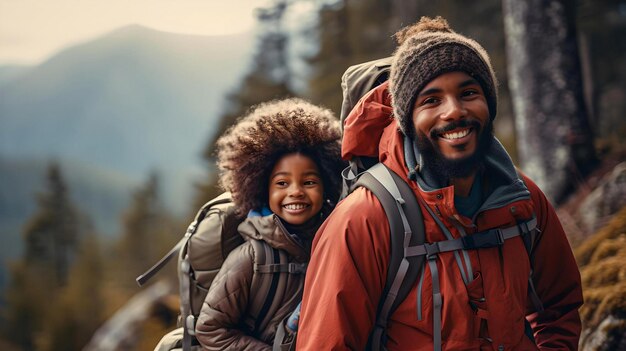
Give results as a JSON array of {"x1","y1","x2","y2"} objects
[{"x1": 389, "y1": 16, "x2": 498, "y2": 136}]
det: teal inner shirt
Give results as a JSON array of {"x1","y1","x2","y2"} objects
[{"x1": 454, "y1": 172, "x2": 483, "y2": 219}]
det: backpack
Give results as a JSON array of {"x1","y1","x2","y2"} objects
[
  {"x1": 340, "y1": 57, "x2": 392, "y2": 127},
  {"x1": 137, "y1": 192, "x2": 305, "y2": 351},
  {"x1": 338, "y1": 58, "x2": 544, "y2": 350}
]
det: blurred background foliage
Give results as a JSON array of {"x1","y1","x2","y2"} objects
[{"x1": 1, "y1": 0, "x2": 625, "y2": 350}]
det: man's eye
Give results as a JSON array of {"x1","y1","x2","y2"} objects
[
  {"x1": 421, "y1": 97, "x2": 439, "y2": 105},
  {"x1": 462, "y1": 89, "x2": 479, "y2": 97}
]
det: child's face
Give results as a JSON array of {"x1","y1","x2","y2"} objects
[{"x1": 268, "y1": 153, "x2": 324, "y2": 225}]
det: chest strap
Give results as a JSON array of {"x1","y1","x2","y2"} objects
[{"x1": 404, "y1": 217, "x2": 537, "y2": 258}]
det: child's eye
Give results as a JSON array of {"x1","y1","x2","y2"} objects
[
  {"x1": 304, "y1": 180, "x2": 318, "y2": 186},
  {"x1": 275, "y1": 180, "x2": 288, "y2": 187}
]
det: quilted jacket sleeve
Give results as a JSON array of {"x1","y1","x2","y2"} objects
[
  {"x1": 523, "y1": 175, "x2": 583, "y2": 350},
  {"x1": 195, "y1": 242, "x2": 271, "y2": 351}
]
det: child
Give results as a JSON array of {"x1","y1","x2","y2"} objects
[{"x1": 195, "y1": 98, "x2": 344, "y2": 350}]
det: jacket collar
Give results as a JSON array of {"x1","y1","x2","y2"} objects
[{"x1": 237, "y1": 214, "x2": 320, "y2": 262}]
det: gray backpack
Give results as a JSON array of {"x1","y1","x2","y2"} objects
[{"x1": 137, "y1": 192, "x2": 304, "y2": 351}]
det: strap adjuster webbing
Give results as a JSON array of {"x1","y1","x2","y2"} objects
[{"x1": 255, "y1": 262, "x2": 307, "y2": 274}]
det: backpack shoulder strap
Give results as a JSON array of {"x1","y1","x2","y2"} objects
[
  {"x1": 245, "y1": 239, "x2": 279, "y2": 333},
  {"x1": 515, "y1": 175, "x2": 545, "y2": 314},
  {"x1": 245, "y1": 239, "x2": 305, "y2": 334},
  {"x1": 354, "y1": 163, "x2": 425, "y2": 350},
  {"x1": 519, "y1": 218, "x2": 544, "y2": 313}
]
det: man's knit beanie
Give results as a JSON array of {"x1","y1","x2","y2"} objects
[{"x1": 389, "y1": 16, "x2": 498, "y2": 136}]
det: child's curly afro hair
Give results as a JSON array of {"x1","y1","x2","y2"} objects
[{"x1": 215, "y1": 98, "x2": 344, "y2": 215}]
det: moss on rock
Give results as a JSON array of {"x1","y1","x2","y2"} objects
[{"x1": 574, "y1": 205, "x2": 626, "y2": 349}]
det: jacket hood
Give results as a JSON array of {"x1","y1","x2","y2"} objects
[
  {"x1": 342, "y1": 81, "x2": 530, "y2": 208},
  {"x1": 237, "y1": 214, "x2": 319, "y2": 262}
]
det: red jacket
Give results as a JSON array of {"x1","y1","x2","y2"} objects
[{"x1": 297, "y1": 82, "x2": 582, "y2": 350}]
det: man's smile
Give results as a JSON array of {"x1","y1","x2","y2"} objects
[{"x1": 439, "y1": 127, "x2": 472, "y2": 140}]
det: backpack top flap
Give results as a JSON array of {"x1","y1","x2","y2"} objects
[{"x1": 340, "y1": 56, "x2": 392, "y2": 127}]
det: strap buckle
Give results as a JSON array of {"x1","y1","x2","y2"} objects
[
  {"x1": 288, "y1": 263, "x2": 307, "y2": 274},
  {"x1": 180, "y1": 258, "x2": 191, "y2": 275},
  {"x1": 424, "y1": 243, "x2": 440, "y2": 260},
  {"x1": 462, "y1": 229, "x2": 505, "y2": 249},
  {"x1": 185, "y1": 315, "x2": 196, "y2": 336},
  {"x1": 185, "y1": 221, "x2": 197, "y2": 237},
  {"x1": 495, "y1": 229, "x2": 505, "y2": 245},
  {"x1": 518, "y1": 220, "x2": 531, "y2": 236}
]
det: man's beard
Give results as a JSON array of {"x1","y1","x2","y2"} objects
[{"x1": 415, "y1": 119, "x2": 493, "y2": 180}]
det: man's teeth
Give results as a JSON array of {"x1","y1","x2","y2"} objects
[
  {"x1": 442, "y1": 129, "x2": 470, "y2": 140},
  {"x1": 284, "y1": 204, "x2": 308, "y2": 210}
]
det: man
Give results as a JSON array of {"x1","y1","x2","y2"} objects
[{"x1": 296, "y1": 16, "x2": 582, "y2": 350}]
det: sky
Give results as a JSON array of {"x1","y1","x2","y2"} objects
[{"x1": 0, "y1": 0, "x2": 267, "y2": 65}]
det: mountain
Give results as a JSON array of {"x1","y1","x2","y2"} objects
[
  {"x1": 0, "y1": 25, "x2": 256, "y2": 294},
  {"x1": 0, "y1": 156, "x2": 139, "y2": 233},
  {"x1": 0, "y1": 25, "x2": 256, "y2": 214},
  {"x1": 0, "y1": 65, "x2": 31, "y2": 87}
]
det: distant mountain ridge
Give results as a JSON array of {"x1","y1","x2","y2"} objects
[
  {"x1": 0, "y1": 65, "x2": 31, "y2": 87},
  {"x1": 0, "y1": 26, "x2": 257, "y2": 291},
  {"x1": 0, "y1": 25, "x2": 256, "y2": 213}
]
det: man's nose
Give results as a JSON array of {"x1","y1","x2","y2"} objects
[{"x1": 440, "y1": 97, "x2": 466, "y2": 121}]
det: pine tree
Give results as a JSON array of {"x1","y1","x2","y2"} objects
[
  {"x1": 305, "y1": 0, "x2": 396, "y2": 114},
  {"x1": 2, "y1": 162, "x2": 86, "y2": 350},
  {"x1": 2, "y1": 261, "x2": 45, "y2": 350},
  {"x1": 37, "y1": 234, "x2": 106, "y2": 351},
  {"x1": 22, "y1": 162, "x2": 83, "y2": 286},
  {"x1": 114, "y1": 173, "x2": 177, "y2": 292}
]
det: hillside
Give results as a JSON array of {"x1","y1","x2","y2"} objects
[
  {"x1": 0, "y1": 157, "x2": 139, "y2": 292},
  {"x1": 0, "y1": 25, "x2": 256, "y2": 295},
  {"x1": 0, "y1": 25, "x2": 256, "y2": 213},
  {"x1": 0, "y1": 65, "x2": 30, "y2": 87},
  {"x1": 557, "y1": 156, "x2": 626, "y2": 350}
]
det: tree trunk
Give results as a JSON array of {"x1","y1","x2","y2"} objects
[{"x1": 502, "y1": 0, "x2": 597, "y2": 203}]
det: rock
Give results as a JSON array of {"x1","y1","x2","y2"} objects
[
  {"x1": 579, "y1": 314, "x2": 626, "y2": 351},
  {"x1": 83, "y1": 280, "x2": 175, "y2": 351},
  {"x1": 578, "y1": 162, "x2": 626, "y2": 233}
]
